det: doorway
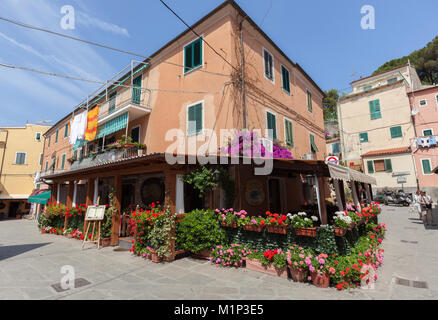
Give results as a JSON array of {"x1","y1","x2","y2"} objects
[{"x1": 8, "y1": 202, "x2": 20, "y2": 218}]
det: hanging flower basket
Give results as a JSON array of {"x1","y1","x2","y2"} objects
[
  {"x1": 288, "y1": 266, "x2": 307, "y2": 282},
  {"x1": 267, "y1": 225, "x2": 288, "y2": 235},
  {"x1": 334, "y1": 227, "x2": 347, "y2": 237},
  {"x1": 246, "y1": 259, "x2": 288, "y2": 278},
  {"x1": 243, "y1": 225, "x2": 263, "y2": 232},
  {"x1": 220, "y1": 222, "x2": 237, "y2": 228},
  {"x1": 294, "y1": 227, "x2": 317, "y2": 237},
  {"x1": 310, "y1": 271, "x2": 330, "y2": 288}
]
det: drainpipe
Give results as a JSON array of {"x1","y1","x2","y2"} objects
[
  {"x1": 337, "y1": 99, "x2": 346, "y2": 163},
  {"x1": 240, "y1": 19, "x2": 247, "y2": 129}
]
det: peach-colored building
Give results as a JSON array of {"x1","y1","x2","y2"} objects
[{"x1": 408, "y1": 85, "x2": 438, "y2": 198}]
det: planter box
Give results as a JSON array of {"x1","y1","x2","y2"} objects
[
  {"x1": 294, "y1": 227, "x2": 317, "y2": 237},
  {"x1": 100, "y1": 237, "x2": 111, "y2": 247},
  {"x1": 266, "y1": 225, "x2": 288, "y2": 235},
  {"x1": 220, "y1": 222, "x2": 237, "y2": 228},
  {"x1": 191, "y1": 249, "x2": 212, "y2": 260},
  {"x1": 334, "y1": 227, "x2": 347, "y2": 237},
  {"x1": 246, "y1": 259, "x2": 287, "y2": 278},
  {"x1": 310, "y1": 271, "x2": 330, "y2": 288},
  {"x1": 243, "y1": 225, "x2": 263, "y2": 232},
  {"x1": 288, "y1": 266, "x2": 307, "y2": 282}
]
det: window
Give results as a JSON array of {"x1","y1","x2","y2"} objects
[
  {"x1": 187, "y1": 102, "x2": 203, "y2": 135},
  {"x1": 15, "y1": 152, "x2": 26, "y2": 165},
  {"x1": 372, "y1": 159, "x2": 392, "y2": 172},
  {"x1": 374, "y1": 160, "x2": 385, "y2": 172},
  {"x1": 367, "y1": 160, "x2": 374, "y2": 173},
  {"x1": 363, "y1": 86, "x2": 372, "y2": 91},
  {"x1": 419, "y1": 99, "x2": 427, "y2": 107},
  {"x1": 35, "y1": 132, "x2": 41, "y2": 141},
  {"x1": 45, "y1": 161, "x2": 48, "y2": 172},
  {"x1": 39, "y1": 153, "x2": 43, "y2": 166},
  {"x1": 307, "y1": 90, "x2": 313, "y2": 113},
  {"x1": 436, "y1": 95, "x2": 438, "y2": 106},
  {"x1": 266, "y1": 111, "x2": 277, "y2": 140},
  {"x1": 55, "y1": 129, "x2": 59, "y2": 143},
  {"x1": 310, "y1": 133, "x2": 318, "y2": 153},
  {"x1": 132, "y1": 76, "x2": 142, "y2": 104},
  {"x1": 284, "y1": 119, "x2": 293, "y2": 147},
  {"x1": 73, "y1": 150, "x2": 78, "y2": 160},
  {"x1": 359, "y1": 132, "x2": 369, "y2": 143},
  {"x1": 109, "y1": 92, "x2": 117, "y2": 114},
  {"x1": 332, "y1": 142, "x2": 340, "y2": 154},
  {"x1": 390, "y1": 126, "x2": 402, "y2": 139},
  {"x1": 64, "y1": 123, "x2": 69, "y2": 138},
  {"x1": 387, "y1": 77, "x2": 397, "y2": 84},
  {"x1": 422, "y1": 159, "x2": 432, "y2": 174},
  {"x1": 48, "y1": 136, "x2": 51, "y2": 147},
  {"x1": 61, "y1": 154, "x2": 66, "y2": 170},
  {"x1": 263, "y1": 48, "x2": 274, "y2": 82},
  {"x1": 384, "y1": 159, "x2": 393, "y2": 172},
  {"x1": 131, "y1": 126, "x2": 140, "y2": 143},
  {"x1": 423, "y1": 129, "x2": 433, "y2": 136},
  {"x1": 184, "y1": 37, "x2": 203, "y2": 74},
  {"x1": 369, "y1": 99, "x2": 381, "y2": 120},
  {"x1": 281, "y1": 65, "x2": 290, "y2": 93}
]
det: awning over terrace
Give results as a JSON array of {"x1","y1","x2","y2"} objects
[
  {"x1": 97, "y1": 112, "x2": 128, "y2": 138},
  {"x1": 327, "y1": 163, "x2": 376, "y2": 185},
  {"x1": 28, "y1": 190, "x2": 51, "y2": 205}
]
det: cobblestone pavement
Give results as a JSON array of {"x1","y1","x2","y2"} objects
[{"x1": 0, "y1": 206, "x2": 437, "y2": 300}]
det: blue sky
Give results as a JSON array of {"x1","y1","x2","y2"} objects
[{"x1": 1, "y1": 0, "x2": 437, "y2": 127}]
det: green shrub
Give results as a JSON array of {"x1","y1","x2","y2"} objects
[{"x1": 177, "y1": 209, "x2": 227, "y2": 253}]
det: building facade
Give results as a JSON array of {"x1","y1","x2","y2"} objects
[
  {"x1": 0, "y1": 124, "x2": 51, "y2": 218},
  {"x1": 408, "y1": 85, "x2": 438, "y2": 198},
  {"x1": 338, "y1": 64, "x2": 422, "y2": 192}
]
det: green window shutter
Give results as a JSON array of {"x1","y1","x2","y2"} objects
[
  {"x1": 367, "y1": 160, "x2": 374, "y2": 173},
  {"x1": 64, "y1": 124, "x2": 69, "y2": 138},
  {"x1": 195, "y1": 103, "x2": 203, "y2": 133},
  {"x1": 281, "y1": 66, "x2": 290, "y2": 93},
  {"x1": 184, "y1": 44, "x2": 193, "y2": 73},
  {"x1": 422, "y1": 159, "x2": 432, "y2": 174},
  {"x1": 423, "y1": 129, "x2": 433, "y2": 136},
  {"x1": 359, "y1": 132, "x2": 368, "y2": 143},
  {"x1": 187, "y1": 103, "x2": 203, "y2": 134},
  {"x1": 132, "y1": 76, "x2": 142, "y2": 104},
  {"x1": 267, "y1": 112, "x2": 277, "y2": 140},
  {"x1": 384, "y1": 159, "x2": 393, "y2": 172},
  {"x1": 193, "y1": 38, "x2": 202, "y2": 68},
  {"x1": 61, "y1": 154, "x2": 66, "y2": 170},
  {"x1": 332, "y1": 142, "x2": 340, "y2": 153},
  {"x1": 48, "y1": 136, "x2": 50, "y2": 147},
  {"x1": 55, "y1": 130, "x2": 59, "y2": 143},
  {"x1": 307, "y1": 91, "x2": 313, "y2": 112},
  {"x1": 390, "y1": 126, "x2": 402, "y2": 138},
  {"x1": 74, "y1": 150, "x2": 78, "y2": 159},
  {"x1": 369, "y1": 100, "x2": 381, "y2": 120},
  {"x1": 310, "y1": 134, "x2": 318, "y2": 152},
  {"x1": 285, "y1": 119, "x2": 293, "y2": 147},
  {"x1": 184, "y1": 38, "x2": 202, "y2": 74}
]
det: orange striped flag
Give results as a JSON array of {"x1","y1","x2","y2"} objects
[{"x1": 84, "y1": 105, "x2": 99, "y2": 141}]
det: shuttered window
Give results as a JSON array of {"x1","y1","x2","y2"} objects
[
  {"x1": 266, "y1": 111, "x2": 277, "y2": 140},
  {"x1": 422, "y1": 159, "x2": 432, "y2": 174},
  {"x1": 281, "y1": 66, "x2": 290, "y2": 93},
  {"x1": 359, "y1": 132, "x2": 368, "y2": 143},
  {"x1": 184, "y1": 38, "x2": 203, "y2": 74},
  {"x1": 367, "y1": 160, "x2": 374, "y2": 173},
  {"x1": 132, "y1": 76, "x2": 142, "y2": 105},
  {"x1": 109, "y1": 92, "x2": 117, "y2": 114},
  {"x1": 61, "y1": 154, "x2": 66, "y2": 170},
  {"x1": 284, "y1": 119, "x2": 293, "y2": 147},
  {"x1": 384, "y1": 159, "x2": 393, "y2": 172},
  {"x1": 310, "y1": 133, "x2": 318, "y2": 153},
  {"x1": 55, "y1": 129, "x2": 59, "y2": 143},
  {"x1": 307, "y1": 90, "x2": 313, "y2": 113},
  {"x1": 187, "y1": 103, "x2": 203, "y2": 135},
  {"x1": 390, "y1": 126, "x2": 402, "y2": 138},
  {"x1": 15, "y1": 152, "x2": 26, "y2": 165},
  {"x1": 263, "y1": 49, "x2": 274, "y2": 81},
  {"x1": 423, "y1": 129, "x2": 433, "y2": 136},
  {"x1": 64, "y1": 123, "x2": 69, "y2": 138},
  {"x1": 369, "y1": 99, "x2": 382, "y2": 120},
  {"x1": 374, "y1": 160, "x2": 385, "y2": 172},
  {"x1": 332, "y1": 142, "x2": 340, "y2": 154}
]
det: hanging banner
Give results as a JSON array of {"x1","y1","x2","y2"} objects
[{"x1": 85, "y1": 105, "x2": 99, "y2": 141}]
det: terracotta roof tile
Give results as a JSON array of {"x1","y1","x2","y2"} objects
[{"x1": 361, "y1": 146, "x2": 411, "y2": 158}]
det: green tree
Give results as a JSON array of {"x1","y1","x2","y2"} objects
[{"x1": 323, "y1": 89, "x2": 339, "y2": 120}]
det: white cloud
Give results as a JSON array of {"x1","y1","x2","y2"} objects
[{"x1": 77, "y1": 11, "x2": 130, "y2": 37}]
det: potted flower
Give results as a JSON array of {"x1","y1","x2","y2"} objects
[
  {"x1": 215, "y1": 208, "x2": 247, "y2": 228},
  {"x1": 287, "y1": 244, "x2": 312, "y2": 282},
  {"x1": 67, "y1": 156, "x2": 77, "y2": 164},
  {"x1": 307, "y1": 253, "x2": 335, "y2": 288},
  {"x1": 242, "y1": 216, "x2": 265, "y2": 232},
  {"x1": 288, "y1": 212, "x2": 318, "y2": 237},
  {"x1": 265, "y1": 211, "x2": 289, "y2": 234},
  {"x1": 209, "y1": 244, "x2": 252, "y2": 268},
  {"x1": 246, "y1": 249, "x2": 288, "y2": 278},
  {"x1": 117, "y1": 135, "x2": 135, "y2": 149},
  {"x1": 333, "y1": 211, "x2": 353, "y2": 236},
  {"x1": 63, "y1": 228, "x2": 73, "y2": 238}
]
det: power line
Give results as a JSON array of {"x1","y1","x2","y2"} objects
[{"x1": 158, "y1": 0, "x2": 238, "y2": 72}]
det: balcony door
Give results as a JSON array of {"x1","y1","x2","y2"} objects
[
  {"x1": 132, "y1": 75, "x2": 142, "y2": 105},
  {"x1": 131, "y1": 126, "x2": 140, "y2": 143}
]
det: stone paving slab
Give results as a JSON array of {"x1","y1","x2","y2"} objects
[{"x1": 1, "y1": 206, "x2": 438, "y2": 299}]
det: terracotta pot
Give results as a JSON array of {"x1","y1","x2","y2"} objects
[
  {"x1": 16, "y1": 215, "x2": 22, "y2": 219},
  {"x1": 267, "y1": 225, "x2": 288, "y2": 235},
  {"x1": 191, "y1": 249, "x2": 212, "y2": 260},
  {"x1": 334, "y1": 227, "x2": 347, "y2": 237},
  {"x1": 243, "y1": 224, "x2": 263, "y2": 232},
  {"x1": 124, "y1": 143, "x2": 135, "y2": 148},
  {"x1": 41, "y1": 229, "x2": 47, "y2": 234},
  {"x1": 100, "y1": 237, "x2": 111, "y2": 247},
  {"x1": 220, "y1": 221, "x2": 237, "y2": 228},
  {"x1": 294, "y1": 227, "x2": 317, "y2": 237},
  {"x1": 65, "y1": 233, "x2": 73, "y2": 239},
  {"x1": 246, "y1": 259, "x2": 287, "y2": 278},
  {"x1": 310, "y1": 271, "x2": 330, "y2": 288},
  {"x1": 288, "y1": 266, "x2": 307, "y2": 282}
]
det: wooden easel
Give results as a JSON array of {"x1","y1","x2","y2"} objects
[{"x1": 82, "y1": 197, "x2": 102, "y2": 250}]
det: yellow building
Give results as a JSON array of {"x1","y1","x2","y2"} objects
[{"x1": 0, "y1": 124, "x2": 51, "y2": 219}]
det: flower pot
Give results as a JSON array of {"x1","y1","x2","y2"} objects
[
  {"x1": 243, "y1": 225, "x2": 263, "y2": 232},
  {"x1": 124, "y1": 143, "x2": 135, "y2": 148},
  {"x1": 16, "y1": 215, "x2": 22, "y2": 219},
  {"x1": 288, "y1": 266, "x2": 307, "y2": 282},
  {"x1": 220, "y1": 222, "x2": 237, "y2": 228},
  {"x1": 266, "y1": 225, "x2": 288, "y2": 235},
  {"x1": 246, "y1": 259, "x2": 287, "y2": 278},
  {"x1": 310, "y1": 271, "x2": 330, "y2": 288},
  {"x1": 100, "y1": 237, "x2": 111, "y2": 247},
  {"x1": 294, "y1": 227, "x2": 317, "y2": 237},
  {"x1": 65, "y1": 233, "x2": 73, "y2": 239},
  {"x1": 191, "y1": 249, "x2": 212, "y2": 260},
  {"x1": 334, "y1": 227, "x2": 347, "y2": 237},
  {"x1": 147, "y1": 248, "x2": 162, "y2": 263},
  {"x1": 41, "y1": 229, "x2": 47, "y2": 234}
]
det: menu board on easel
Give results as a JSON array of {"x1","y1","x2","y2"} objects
[{"x1": 85, "y1": 205, "x2": 106, "y2": 221}]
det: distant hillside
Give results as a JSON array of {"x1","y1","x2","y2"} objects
[{"x1": 373, "y1": 36, "x2": 438, "y2": 85}]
